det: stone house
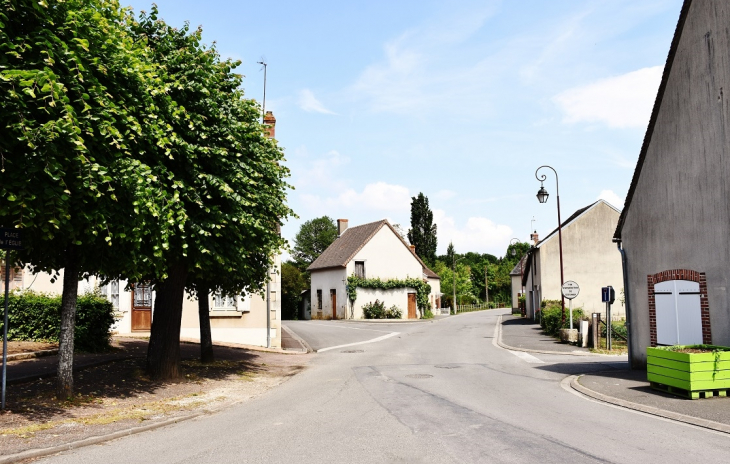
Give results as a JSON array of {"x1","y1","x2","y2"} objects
[
  {"x1": 614, "y1": 0, "x2": 730, "y2": 367},
  {"x1": 522, "y1": 200, "x2": 623, "y2": 319}
]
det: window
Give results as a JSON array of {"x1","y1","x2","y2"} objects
[
  {"x1": 101, "y1": 280, "x2": 120, "y2": 310},
  {"x1": 355, "y1": 261, "x2": 365, "y2": 278},
  {"x1": 213, "y1": 293, "x2": 237, "y2": 310},
  {"x1": 317, "y1": 289, "x2": 322, "y2": 309}
]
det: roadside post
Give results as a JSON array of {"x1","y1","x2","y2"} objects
[
  {"x1": 561, "y1": 281, "x2": 580, "y2": 329},
  {"x1": 1, "y1": 227, "x2": 24, "y2": 410},
  {"x1": 601, "y1": 286, "x2": 616, "y2": 350}
]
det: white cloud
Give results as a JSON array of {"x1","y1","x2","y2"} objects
[
  {"x1": 553, "y1": 66, "x2": 663, "y2": 128},
  {"x1": 290, "y1": 149, "x2": 349, "y2": 190},
  {"x1": 298, "y1": 89, "x2": 337, "y2": 114},
  {"x1": 433, "y1": 189, "x2": 457, "y2": 201},
  {"x1": 434, "y1": 209, "x2": 513, "y2": 256},
  {"x1": 301, "y1": 182, "x2": 412, "y2": 214},
  {"x1": 597, "y1": 189, "x2": 624, "y2": 209}
]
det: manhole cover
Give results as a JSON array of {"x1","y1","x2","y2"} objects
[
  {"x1": 341, "y1": 349, "x2": 364, "y2": 353},
  {"x1": 406, "y1": 374, "x2": 434, "y2": 379},
  {"x1": 435, "y1": 365, "x2": 461, "y2": 369}
]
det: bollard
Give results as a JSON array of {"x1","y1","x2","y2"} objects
[
  {"x1": 580, "y1": 320, "x2": 589, "y2": 348},
  {"x1": 592, "y1": 313, "x2": 600, "y2": 348}
]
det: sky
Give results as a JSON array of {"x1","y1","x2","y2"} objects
[{"x1": 124, "y1": 0, "x2": 684, "y2": 258}]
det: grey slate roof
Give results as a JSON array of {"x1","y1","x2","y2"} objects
[
  {"x1": 307, "y1": 219, "x2": 440, "y2": 280},
  {"x1": 614, "y1": 0, "x2": 692, "y2": 239},
  {"x1": 509, "y1": 255, "x2": 528, "y2": 276}
]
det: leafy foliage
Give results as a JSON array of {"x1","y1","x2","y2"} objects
[
  {"x1": 539, "y1": 301, "x2": 584, "y2": 336},
  {"x1": 281, "y1": 261, "x2": 307, "y2": 320},
  {"x1": 292, "y1": 216, "x2": 338, "y2": 270},
  {"x1": 407, "y1": 193, "x2": 437, "y2": 265},
  {"x1": 432, "y1": 259, "x2": 473, "y2": 307},
  {"x1": 362, "y1": 300, "x2": 402, "y2": 319},
  {"x1": 347, "y1": 275, "x2": 431, "y2": 312},
  {"x1": 0, "y1": 290, "x2": 114, "y2": 352}
]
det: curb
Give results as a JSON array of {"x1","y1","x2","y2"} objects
[
  {"x1": 281, "y1": 325, "x2": 312, "y2": 353},
  {"x1": 0, "y1": 411, "x2": 207, "y2": 464},
  {"x1": 4, "y1": 349, "x2": 59, "y2": 362},
  {"x1": 568, "y1": 374, "x2": 730, "y2": 435},
  {"x1": 496, "y1": 315, "x2": 616, "y2": 357}
]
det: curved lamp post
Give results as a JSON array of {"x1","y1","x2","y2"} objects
[{"x1": 535, "y1": 165, "x2": 566, "y2": 324}]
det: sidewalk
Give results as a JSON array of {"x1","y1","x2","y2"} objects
[
  {"x1": 499, "y1": 314, "x2": 591, "y2": 355},
  {"x1": 497, "y1": 315, "x2": 730, "y2": 434}
]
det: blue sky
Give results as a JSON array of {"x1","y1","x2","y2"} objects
[{"x1": 125, "y1": 0, "x2": 683, "y2": 257}]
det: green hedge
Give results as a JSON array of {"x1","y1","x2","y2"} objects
[
  {"x1": 539, "y1": 302, "x2": 584, "y2": 336},
  {"x1": 0, "y1": 290, "x2": 115, "y2": 352}
]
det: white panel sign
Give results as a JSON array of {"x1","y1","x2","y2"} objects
[{"x1": 561, "y1": 281, "x2": 580, "y2": 300}]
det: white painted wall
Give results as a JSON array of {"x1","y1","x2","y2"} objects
[
  {"x1": 348, "y1": 227, "x2": 422, "y2": 280},
  {"x1": 352, "y1": 287, "x2": 413, "y2": 319},
  {"x1": 310, "y1": 267, "x2": 347, "y2": 319}
]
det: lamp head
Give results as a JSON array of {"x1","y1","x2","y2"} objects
[{"x1": 536, "y1": 184, "x2": 549, "y2": 203}]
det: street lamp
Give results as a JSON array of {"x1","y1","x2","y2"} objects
[
  {"x1": 453, "y1": 255, "x2": 466, "y2": 315},
  {"x1": 535, "y1": 165, "x2": 566, "y2": 324}
]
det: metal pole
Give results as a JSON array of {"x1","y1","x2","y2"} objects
[
  {"x1": 536, "y1": 166, "x2": 565, "y2": 324},
  {"x1": 266, "y1": 275, "x2": 271, "y2": 349},
  {"x1": 257, "y1": 60, "x2": 267, "y2": 124},
  {"x1": 569, "y1": 298, "x2": 573, "y2": 331},
  {"x1": 452, "y1": 255, "x2": 456, "y2": 315},
  {"x1": 2, "y1": 254, "x2": 10, "y2": 410},
  {"x1": 608, "y1": 300, "x2": 612, "y2": 351}
]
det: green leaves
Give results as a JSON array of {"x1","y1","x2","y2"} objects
[{"x1": 347, "y1": 275, "x2": 432, "y2": 312}]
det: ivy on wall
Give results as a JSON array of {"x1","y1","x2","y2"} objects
[{"x1": 346, "y1": 275, "x2": 431, "y2": 311}]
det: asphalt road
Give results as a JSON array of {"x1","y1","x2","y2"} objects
[{"x1": 38, "y1": 310, "x2": 730, "y2": 463}]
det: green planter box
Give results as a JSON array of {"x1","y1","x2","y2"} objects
[{"x1": 647, "y1": 345, "x2": 730, "y2": 399}]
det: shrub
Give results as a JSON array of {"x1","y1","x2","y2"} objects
[
  {"x1": 385, "y1": 305, "x2": 402, "y2": 319},
  {"x1": 363, "y1": 300, "x2": 386, "y2": 319},
  {"x1": 601, "y1": 320, "x2": 627, "y2": 340},
  {"x1": 0, "y1": 290, "x2": 115, "y2": 352},
  {"x1": 539, "y1": 301, "x2": 584, "y2": 336},
  {"x1": 421, "y1": 309, "x2": 434, "y2": 319}
]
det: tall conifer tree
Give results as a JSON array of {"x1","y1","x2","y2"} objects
[{"x1": 407, "y1": 193, "x2": 437, "y2": 265}]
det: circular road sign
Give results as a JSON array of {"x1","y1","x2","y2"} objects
[{"x1": 561, "y1": 281, "x2": 580, "y2": 300}]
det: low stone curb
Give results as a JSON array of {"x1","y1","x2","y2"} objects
[
  {"x1": 568, "y1": 374, "x2": 730, "y2": 435},
  {"x1": 0, "y1": 411, "x2": 207, "y2": 464},
  {"x1": 4, "y1": 349, "x2": 59, "y2": 362},
  {"x1": 496, "y1": 315, "x2": 613, "y2": 357},
  {"x1": 281, "y1": 325, "x2": 312, "y2": 353}
]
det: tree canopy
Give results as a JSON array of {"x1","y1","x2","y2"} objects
[
  {"x1": 292, "y1": 216, "x2": 337, "y2": 269},
  {"x1": 407, "y1": 193, "x2": 437, "y2": 265}
]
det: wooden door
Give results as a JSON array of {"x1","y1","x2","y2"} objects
[
  {"x1": 330, "y1": 289, "x2": 337, "y2": 320},
  {"x1": 131, "y1": 283, "x2": 152, "y2": 331},
  {"x1": 408, "y1": 293, "x2": 417, "y2": 319}
]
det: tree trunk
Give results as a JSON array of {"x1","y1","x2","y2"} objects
[
  {"x1": 198, "y1": 286, "x2": 214, "y2": 364},
  {"x1": 56, "y1": 245, "x2": 79, "y2": 400},
  {"x1": 146, "y1": 261, "x2": 188, "y2": 380}
]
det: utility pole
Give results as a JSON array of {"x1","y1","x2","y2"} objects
[{"x1": 484, "y1": 266, "x2": 489, "y2": 306}]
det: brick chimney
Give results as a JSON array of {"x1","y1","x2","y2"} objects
[
  {"x1": 337, "y1": 219, "x2": 348, "y2": 237},
  {"x1": 263, "y1": 111, "x2": 276, "y2": 138},
  {"x1": 530, "y1": 230, "x2": 539, "y2": 245},
  {"x1": 409, "y1": 245, "x2": 416, "y2": 253}
]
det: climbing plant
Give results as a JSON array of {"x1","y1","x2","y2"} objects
[{"x1": 346, "y1": 275, "x2": 431, "y2": 312}]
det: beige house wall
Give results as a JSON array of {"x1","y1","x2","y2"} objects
[
  {"x1": 533, "y1": 201, "x2": 624, "y2": 318},
  {"x1": 15, "y1": 253, "x2": 282, "y2": 348}
]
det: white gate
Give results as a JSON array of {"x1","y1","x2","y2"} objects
[{"x1": 654, "y1": 280, "x2": 702, "y2": 345}]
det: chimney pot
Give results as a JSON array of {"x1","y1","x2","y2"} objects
[
  {"x1": 409, "y1": 245, "x2": 416, "y2": 252},
  {"x1": 263, "y1": 111, "x2": 276, "y2": 138},
  {"x1": 337, "y1": 219, "x2": 348, "y2": 237}
]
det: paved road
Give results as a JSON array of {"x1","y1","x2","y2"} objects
[{"x1": 38, "y1": 310, "x2": 730, "y2": 463}]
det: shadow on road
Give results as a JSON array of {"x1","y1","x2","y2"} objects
[{"x1": 534, "y1": 361, "x2": 629, "y2": 377}]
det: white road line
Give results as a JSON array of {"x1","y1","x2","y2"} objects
[
  {"x1": 303, "y1": 322, "x2": 393, "y2": 333},
  {"x1": 508, "y1": 350, "x2": 545, "y2": 363},
  {"x1": 317, "y1": 332, "x2": 400, "y2": 353}
]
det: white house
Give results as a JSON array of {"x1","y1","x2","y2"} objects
[
  {"x1": 522, "y1": 200, "x2": 624, "y2": 320},
  {"x1": 509, "y1": 255, "x2": 528, "y2": 313},
  {"x1": 307, "y1": 219, "x2": 441, "y2": 320}
]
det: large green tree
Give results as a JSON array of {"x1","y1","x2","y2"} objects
[
  {"x1": 281, "y1": 261, "x2": 307, "y2": 320},
  {"x1": 133, "y1": 10, "x2": 292, "y2": 380},
  {"x1": 0, "y1": 0, "x2": 178, "y2": 398},
  {"x1": 407, "y1": 193, "x2": 437, "y2": 265},
  {"x1": 292, "y1": 216, "x2": 337, "y2": 270}
]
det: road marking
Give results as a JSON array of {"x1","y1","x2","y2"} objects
[
  {"x1": 508, "y1": 350, "x2": 544, "y2": 363},
  {"x1": 302, "y1": 322, "x2": 394, "y2": 334},
  {"x1": 317, "y1": 332, "x2": 400, "y2": 353}
]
